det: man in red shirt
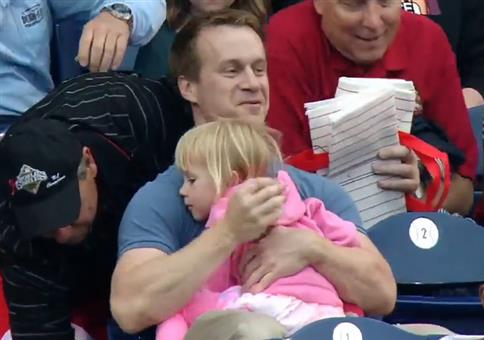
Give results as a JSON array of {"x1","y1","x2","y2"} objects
[{"x1": 266, "y1": 0, "x2": 477, "y2": 216}]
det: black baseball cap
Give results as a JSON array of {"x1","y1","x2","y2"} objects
[{"x1": 0, "y1": 119, "x2": 83, "y2": 239}]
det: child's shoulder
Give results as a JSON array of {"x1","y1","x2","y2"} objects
[{"x1": 284, "y1": 165, "x2": 363, "y2": 229}]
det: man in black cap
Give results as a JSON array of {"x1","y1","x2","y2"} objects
[{"x1": 0, "y1": 72, "x2": 192, "y2": 339}]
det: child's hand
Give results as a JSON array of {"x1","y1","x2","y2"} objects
[{"x1": 221, "y1": 178, "x2": 284, "y2": 245}]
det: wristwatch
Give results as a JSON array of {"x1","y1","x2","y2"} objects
[{"x1": 101, "y1": 3, "x2": 133, "y2": 31}]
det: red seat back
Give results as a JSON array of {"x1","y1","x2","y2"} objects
[{"x1": 0, "y1": 276, "x2": 10, "y2": 337}]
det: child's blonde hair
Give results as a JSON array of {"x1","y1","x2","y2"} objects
[
  {"x1": 175, "y1": 120, "x2": 282, "y2": 195},
  {"x1": 184, "y1": 310, "x2": 287, "y2": 340}
]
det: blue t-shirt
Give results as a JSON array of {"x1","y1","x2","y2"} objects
[{"x1": 118, "y1": 165, "x2": 364, "y2": 256}]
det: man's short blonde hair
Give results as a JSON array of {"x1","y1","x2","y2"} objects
[
  {"x1": 170, "y1": 9, "x2": 265, "y2": 81},
  {"x1": 175, "y1": 120, "x2": 282, "y2": 195}
]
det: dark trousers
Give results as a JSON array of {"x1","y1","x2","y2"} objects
[{"x1": 107, "y1": 319, "x2": 156, "y2": 340}]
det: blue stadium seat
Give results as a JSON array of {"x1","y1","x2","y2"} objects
[
  {"x1": 270, "y1": 317, "x2": 449, "y2": 340},
  {"x1": 51, "y1": 20, "x2": 139, "y2": 85},
  {"x1": 368, "y1": 212, "x2": 484, "y2": 334},
  {"x1": 51, "y1": 20, "x2": 85, "y2": 84}
]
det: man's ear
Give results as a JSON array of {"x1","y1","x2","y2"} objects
[
  {"x1": 313, "y1": 0, "x2": 324, "y2": 15},
  {"x1": 229, "y1": 171, "x2": 241, "y2": 187},
  {"x1": 82, "y1": 146, "x2": 98, "y2": 178},
  {"x1": 178, "y1": 75, "x2": 198, "y2": 104}
]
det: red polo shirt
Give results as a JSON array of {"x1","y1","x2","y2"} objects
[{"x1": 266, "y1": 0, "x2": 477, "y2": 180}]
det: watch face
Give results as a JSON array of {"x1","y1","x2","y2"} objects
[
  {"x1": 110, "y1": 3, "x2": 132, "y2": 22},
  {"x1": 112, "y1": 3, "x2": 132, "y2": 15},
  {"x1": 106, "y1": 3, "x2": 132, "y2": 22}
]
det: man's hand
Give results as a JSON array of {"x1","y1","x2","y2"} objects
[
  {"x1": 77, "y1": 12, "x2": 130, "y2": 72},
  {"x1": 220, "y1": 178, "x2": 284, "y2": 245},
  {"x1": 239, "y1": 227, "x2": 316, "y2": 293},
  {"x1": 372, "y1": 145, "x2": 420, "y2": 193}
]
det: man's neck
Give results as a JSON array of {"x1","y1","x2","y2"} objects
[{"x1": 191, "y1": 106, "x2": 208, "y2": 126}]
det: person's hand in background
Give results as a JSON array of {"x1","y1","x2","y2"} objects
[
  {"x1": 372, "y1": 145, "x2": 420, "y2": 193},
  {"x1": 77, "y1": 11, "x2": 131, "y2": 72}
]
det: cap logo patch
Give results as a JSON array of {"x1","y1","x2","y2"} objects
[
  {"x1": 15, "y1": 164, "x2": 48, "y2": 194},
  {"x1": 46, "y1": 173, "x2": 66, "y2": 188}
]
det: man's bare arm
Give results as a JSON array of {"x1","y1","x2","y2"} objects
[
  {"x1": 308, "y1": 232, "x2": 396, "y2": 315},
  {"x1": 442, "y1": 173, "x2": 474, "y2": 216},
  {"x1": 111, "y1": 178, "x2": 285, "y2": 333},
  {"x1": 111, "y1": 227, "x2": 237, "y2": 334},
  {"x1": 241, "y1": 228, "x2": 396, "y2": 316}
]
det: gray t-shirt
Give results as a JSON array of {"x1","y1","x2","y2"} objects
[{"x1": 118, "y1": 165, "x2": 364, "y2": 256}]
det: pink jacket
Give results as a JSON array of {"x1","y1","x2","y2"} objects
[
  {"x1": 156, "y1": 170, "x2": 360, "y2": 339},
  {"x1": 204, "y1": 170, "x2": 360, "y2": 306}
]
